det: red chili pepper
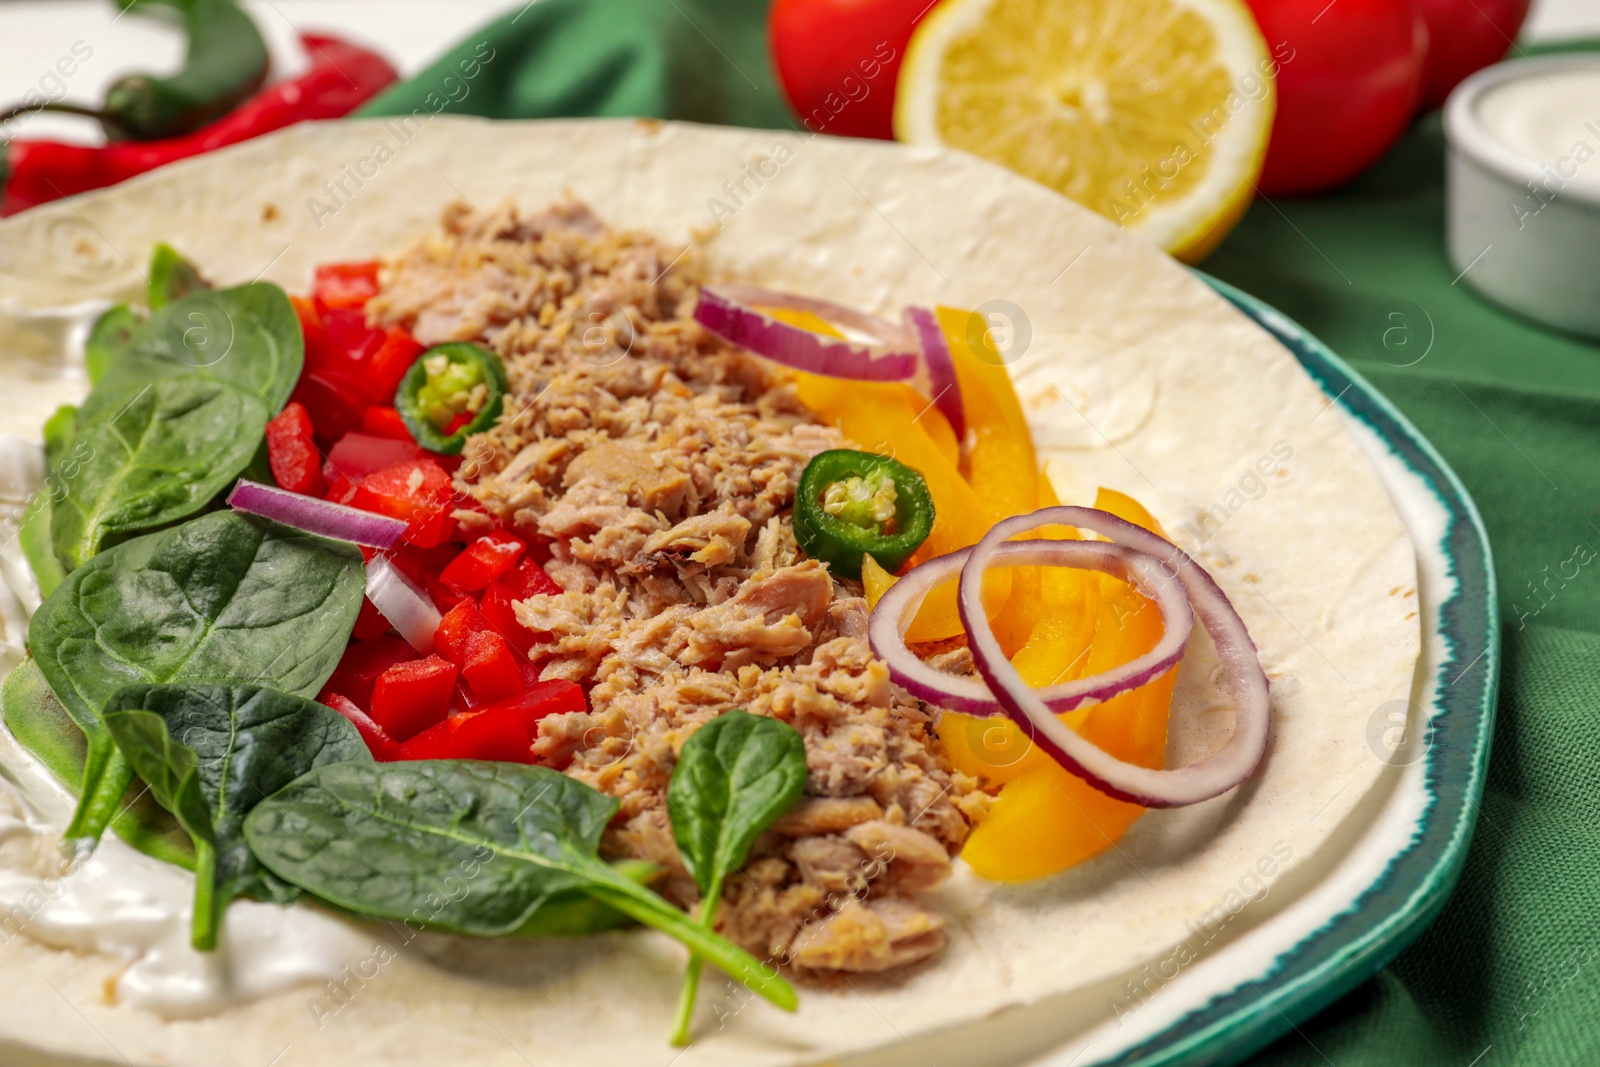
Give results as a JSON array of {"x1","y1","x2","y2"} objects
[
  {"x1": 1, "y1": 34, "x2": 398, "y2": 216},
  {"x1": 264, "y1": 401, "x2": 325, "y2": 497}
]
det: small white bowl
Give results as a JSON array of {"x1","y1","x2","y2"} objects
[{"x1": 1444, "y1": 54, "x2": 1600, "y2": 338}]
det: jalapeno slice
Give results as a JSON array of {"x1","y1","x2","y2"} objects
[
  {"x1": 395, "y1": 342, "x2": 510, "y2": 455},
  {"x1": 794, "y1": 449, "x2": 935, "y2": 581}
]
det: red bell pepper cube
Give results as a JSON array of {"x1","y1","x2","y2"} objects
[
  {"x1": 425, "y1": 572, "x2": 471, "y2": 613},
  {"x1": 440, "y1": 531, "x2": 524, "y2": 594},
  {"x1": 369, "y1": 654, "x2": 457, "y2": 742},
  {"x1": 320, "y1": 307, "x2": 385, "y2": 366},
  {"x1": 500, "y1": 557, "x2": 562, "y2": 599},
  {"x1": 394, "y1": 707, "x2": 534, "y2": 764},
  {"x1": 480, "y1": 679, "x2": 587, "y2": 732},
  {"x1": 480, "y1": 581, "x2": 537, "y2": 656},
  {"x1": 352, "y1": 597, "x2": 391, "y2": 641},
  {"x1": 355, "y1": 458, "x2": 455, "y2": 546},
  {"x1": 461, "y1": 630, "x2": 522, "y2": 703},
  {"x1": 264, "y1": 401, "x2": 325, "y2": 497},
  {"x1": 361, "y1": 405, "x2": 415, "y2": 442},
  {"x1": 322, "y1": 432, "x2": 422, "y2": 484},
  {"x1": 368, "y1": 328, "x2": 425, "y2": 400},
  {"x1": 313, "y1": 262, "x2": 380, "y2": 312},
  {"x1": 291, "y1": 295, "x2": 333, "y2": 369},
  {"x1": 291, "y1": 368, "x2": 368, "y2": 445},
  {"x1": 321, "y1": 691, "x2": 400, "y2": 760},
  {"x1": 434, "y1": 598, "x2": 493, "y2": 666},
  {"x1": 323, "y1": 636, "x2": 417, "y2": 708}
]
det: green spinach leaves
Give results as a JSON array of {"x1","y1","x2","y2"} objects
[
  {"x1": 243, "y1": 760, "x2": 798, "y2": 1013},
  {"x1": 666, "y1": 710, "x2": 807, "y2": 1044},
  {"x1": 102, "y1": 683, "x2": 371, "y2": 950},
  {"x1": 28, "y1": 511, "x2": 365, "y2": 844},
  {"x1": 51, "y1": 253, "x2": 301, "y2": 571}
]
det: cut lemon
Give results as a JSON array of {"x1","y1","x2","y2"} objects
[{"x1": 894, "y1": 0, "x2": 1275, "y2": 263}]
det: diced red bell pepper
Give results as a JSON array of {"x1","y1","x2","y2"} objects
[
  {"x1": 424, "y1": 573, "x2": 471, "y2": 613},
  {"x1": 323, "y1": 432, "x2": 422, "y2": 484},
  {"x1": 394, "y1": 707, "x2": 534, "y2": 764},
  {"x1": 369, "y1": 654, "x2": 457, "y2": 742},
  {"x1": 321, "y1": 691, "x2": 400, "y2": 760},
  {"x1": 264, "y1": 401, "x2": 325, "y2": 497},
  {"x1": 323, "y1": 636, "x2": 417, "y2": 708},
  {"x1": 352, "y1": 597, "x2": 391, "y2": 640},
  {"x1": 325, "y1": 473, "x2": 360, "y2": 506},
  {"x1": 480, "y1": 580, "x2": 537, "y2": 656},
  {"x1": 292, "y1": 295, "x2": 333, "y2": 368},
  {"x1": 291, "y1": 368, "x2": 368, "y2": 445},
  {"x1": 361, "y1": 405, "x2": 414, "y2": 441},
  {"x1": 434, "y1": 599, "x2": 493, "y2": 666},
  {"x1": 313, "y1": 262, "x2": 380, "y2": 312},
  {"x1": 355, "y1": 458, "x2": 455, "y2": 547},
  {"x1": 482, "y1": 679, "x2": 587, "y2": 731},
  {"x1": 440, "y1": 531, "x2": 525, "y2": 594},
  {"x1": 368, "y1": 328, "x2": 424, "y2": 401},
  {"x1": 320, "y1": 307, "x2": 385, "y2": 366},
  {"x1": 499, "y1": 556, "x2": 562, "y2": 599},
  {"x1": 461, "y1": 630, "x2": 522, "y2": 703}
]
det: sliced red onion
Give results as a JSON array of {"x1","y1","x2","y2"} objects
[
  {"x1": 365, "y1": 555, "x2": 440, "y2": 653},
  {"x1": 694, "y1": 285, "x2": 917, "y2": 381},
  {"x1": 869, "y1": 541, "x2": 1194, "y2": 716},
  {"x1": 228, "y1": 480, "x2": 406, "y2": 550},
  {"x1": 904, "y1": 306, "x2": 964, "y2": 440},
  {"x1": 957, "y1": 507, "x2": 1271, "y2": 808}
]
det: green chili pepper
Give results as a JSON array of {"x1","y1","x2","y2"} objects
[
  {"x1": 794, "y1": 449, "x2": 935, "y2": 581},
  {"x1": 395, "y1": 342, "x2": 510, "y2": 455},
  {"x1": 0, "y1": 0, "x2": 268, "y2": 142}
]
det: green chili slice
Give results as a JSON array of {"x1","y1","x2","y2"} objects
[
  {"x1": 794, "y1": 449, "x2": 935, "y2": 581},
  {"x1": 395, "y1": 342, "x2": 510, "y2": 455}
]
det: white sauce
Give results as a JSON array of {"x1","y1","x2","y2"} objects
[
  {"x1": 1477, "y1": 67, "x2": 1600, "y2": 193},
  {"x1": 0, "y1": 320, "x2": 373, "y2": 1019}
]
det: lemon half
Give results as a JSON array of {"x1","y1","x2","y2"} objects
[{"x1": 894, "y1": 0, "x2": 1275, "y2": 263}]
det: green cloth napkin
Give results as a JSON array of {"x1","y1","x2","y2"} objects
[{"x1": 365, "y1": 10, "x2": 1600, "y2": 1064}]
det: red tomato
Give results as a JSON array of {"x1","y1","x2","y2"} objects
[
  {"x1": 1247, "y1": 0, "x2": 1428, "y2": 195},
  {"x1": 768, "y1": 0, "x2": 928, "y2": 139},
  {"x1": 1413, "y1": 0, "x2": 1528, "y2": 110},
  {"x1": 264, "y1": 401, "x2": 325, "y2": 497}
]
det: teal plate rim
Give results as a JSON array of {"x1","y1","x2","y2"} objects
[{"x1": 1103, "y1": 276, "x2": 1501, "y2": 1067}]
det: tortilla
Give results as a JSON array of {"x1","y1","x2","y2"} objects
[{"x1": 0, "y1": 118, "x2": 1419, "y2": 1067}]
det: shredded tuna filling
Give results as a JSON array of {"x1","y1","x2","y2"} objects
[{"x1": 369, "y1": 201, "x2": 988, "y2": 975}]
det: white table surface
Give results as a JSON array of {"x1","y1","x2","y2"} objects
[{"x1": 0, "y1": 0, "x2": 1596, "y2": 146}]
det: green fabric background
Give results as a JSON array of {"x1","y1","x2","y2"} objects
[{"x1": 364, "y1": 9, "x2": 1600, "y2": 1064}]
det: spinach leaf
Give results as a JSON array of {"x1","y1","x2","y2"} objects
[
  {"x1": 244, "y1": 760, "x2": 797, "y2": 1012},
  {"x1": 1, "y1": 659, "x2": 193, "y2": 868},
  {"x1": 50, "y1": 376, "x2": 269, "y2": 570},
  {"x1": 20, "y1": 495, "x2": 64, "y2": 599},
  {"x1": 86, "y1": 283, "x2": 302, "y2": 417},
  {"x1": 665, "y1": 710, "x2": 807, "y2": 1044},
  {"x1": 102, "y1": 683, "x2": 370, "y2": 950},
  {"x1": 147, "y1": 244, "x2": 208, "y2": 311},
  {"x1": 29, "y1": 511, "x2": 364, "y2": 844},
  {"x1": 84, "y1": 305, "x2": 139, "y2": 386}
]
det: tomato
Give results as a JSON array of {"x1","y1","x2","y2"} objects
[
  {"x1": 1414, "y1": 0, "x2": 1528, "y2": 110},
  {"x1": 768, "y1": 0, "x2": 928, "y2": 139},
  {"x1": 1247, "y1": 0, "x2": 1428, "y2": 195},
  {"x1": 313, "y1": 262, "x2": 380, "y2": 312},
  {"x1": 264, "y1": 401, "x2": 325, "y2": 497}
]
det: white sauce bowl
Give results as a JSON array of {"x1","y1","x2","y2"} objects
[{"x1": 1445, "y1": 54, "x2": 1600, "y2": 337}]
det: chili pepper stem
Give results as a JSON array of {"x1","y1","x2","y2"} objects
[{"x1": 0, "y1": 101, "x2": 121, "y2": 131}]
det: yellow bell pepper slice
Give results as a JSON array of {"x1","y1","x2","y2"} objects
[{"x1": 954, "y1": 486, "x2": 1179, "y2": 883}]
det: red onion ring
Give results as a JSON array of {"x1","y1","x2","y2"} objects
[
  {"x1": 694, "y1": 285, "x2": 917, "y2": 381},
  {"x1": 958, "y1": 507, "x2": 1271, "y2": 808},
  {"x1": 227, "y1": 480, "x2": 407, "y2": 550},
  {"x1": 904, "y1": 306, "x2": 964, "y2": 440},
  {"x1": 869, "y1": 540, "x2": 1194, "y2": 715}
]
